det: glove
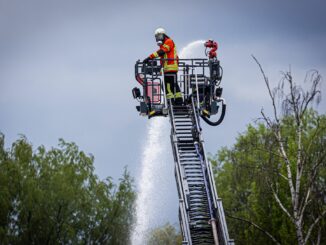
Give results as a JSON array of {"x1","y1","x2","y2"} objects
[{"x1": 143, "y1": 57, "x2": 151, "y2": 63}]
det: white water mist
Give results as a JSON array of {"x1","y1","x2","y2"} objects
[
  {"x1": 131, "y1": 117, "x2": 170, "y2": 245},
  {"x1": 180, "y1": 40, "x2": 206, "y2": 58}
]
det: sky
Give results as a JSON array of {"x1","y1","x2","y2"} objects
[{"x1": 1, "y1": 0, "x2": 326, "y2": 226}]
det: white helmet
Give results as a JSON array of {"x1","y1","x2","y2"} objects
[
  {"x1": 154, "y1": 27, "x2": 166, "y2": 36},
  {"x1": 154, "y1": 27, "x2": 166, "y2": 45}
]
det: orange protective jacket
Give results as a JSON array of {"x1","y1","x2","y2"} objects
[{"x1": 149, "y1": 37, "x2": 178, "y2": 73}]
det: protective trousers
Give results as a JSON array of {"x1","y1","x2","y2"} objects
[{"x1": 164, "y1": 72, "x2": 182, "y2": 99}]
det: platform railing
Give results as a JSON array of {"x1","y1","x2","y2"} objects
[{"x1": 135, "y1": 58, "x2": 212, "y2": 110}]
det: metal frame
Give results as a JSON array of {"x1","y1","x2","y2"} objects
[
  {"x1": 134, "y1": 58, "x2": 219, "y2": 115},
  {"x1": 133, "y1": 58, "x2": 232, "y2": 244}
]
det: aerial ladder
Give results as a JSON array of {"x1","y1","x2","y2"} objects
[{"x1": 132, "y1": 40, "x2": 234, "y2": 245}]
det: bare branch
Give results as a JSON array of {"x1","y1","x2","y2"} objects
[
  {"x1": 301, "y1": 70, "x2": 322, "y2": 116},
  {"x1": 287, "y1": 71, "x2": 300, "y2": 125},
  {"x1": 270, "y1": 184, "x2": 294, "y2": 222},
  {"x1": 225, "y1": 213, "x2": 281, "y2": 245},
  {"x1": 253, "y1": 55, "x2": 280, "y2": 123},
  {"x1": 303, "y1": 119, "x2": 324, "y2": 162},
  {"x1": 299, "y1": 188, "x2": 311, "y2": 224},
  {"x1": 304, "y1": 209, "x2": 326, "y2": 245},
  {"x1": 278, "y1": 172, "x2": 289, "y2": 181},
  {"x1": 316, "y1": 227, "x2": 321, "y2": 245},
  {"x1": 262, "y1": 96, "x2": 296, "y2": 209},
  {"x1": 261, "y1": 109, "x2": 273, "y2": 129},
  {"x1": 303, "y1": 151, "x2": 326, "y2": 207}
]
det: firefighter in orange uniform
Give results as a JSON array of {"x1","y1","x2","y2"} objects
[{"x1": 143, "y1": 28, "x2": 183, "y2": 105}]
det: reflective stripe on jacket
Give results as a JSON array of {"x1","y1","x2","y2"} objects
[{"x1": 149, "y1": 38, "x2": 178, "y2": 73}]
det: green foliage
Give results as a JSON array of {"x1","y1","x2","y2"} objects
[
  {"x1": 0, "y1": 135, "x2": 136, "y2": 244},
  {"x1": 147, "y1": 223, "x2": 182, "y2": 245},
  {"x1": 211, "y1": 110, "x2": 326, "y2": 244}
]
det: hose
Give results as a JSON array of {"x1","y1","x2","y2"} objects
[{"x1": 201, "y1": 103, "x2": 226, "y2": 126}]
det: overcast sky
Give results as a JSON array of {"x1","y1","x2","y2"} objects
[{"x1": 1, "y1": 0, "x2": 326, "y2": 226}]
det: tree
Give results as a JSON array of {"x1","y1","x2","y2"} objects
[
  {"x1": 147, "y1": 223, "x2": 182, "y2": 245},
  {"x1": 0, "y1": 135, "x2": 136, "y2": 244},
  {"x1": 212, "y1": 63, "x2": 325, "y2": 245}
]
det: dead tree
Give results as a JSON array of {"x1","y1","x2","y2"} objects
[{"x1": 253, "y1": 56, "x2": 325, "y2": 245}]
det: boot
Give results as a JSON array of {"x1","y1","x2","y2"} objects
[{"x1": 174, "y1": 97, "x2": 183, "y2": 106}]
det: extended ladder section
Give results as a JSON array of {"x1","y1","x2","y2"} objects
[{"x1": 169, "y1": 100, "x2": 233, "y2": 245}]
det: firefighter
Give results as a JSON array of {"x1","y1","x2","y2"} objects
[{"x1": 143, "y1": 27, "x2": 183, "y2": 105}]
